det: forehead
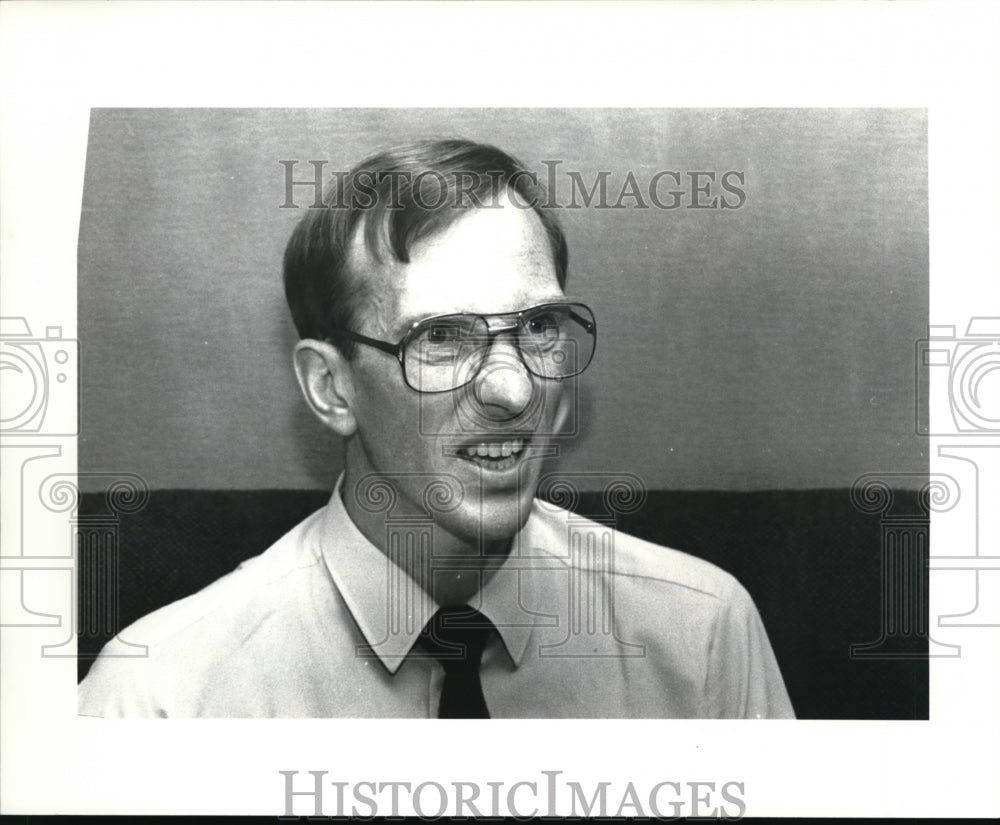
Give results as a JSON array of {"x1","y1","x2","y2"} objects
[{"x1": 351, "y1": 198, "x2": 563, "y2": 335}]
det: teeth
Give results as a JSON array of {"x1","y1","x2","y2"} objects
[{"x1": 461, "y1": 438, "x2": 527, "y2": 459}]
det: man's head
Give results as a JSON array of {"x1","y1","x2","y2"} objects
[
  {"x1": 283, "y1": 139, "x2": 568, "y2": 357},
  {"x1": 284, "y1": 140, "x2": 593, "y2": 551}
]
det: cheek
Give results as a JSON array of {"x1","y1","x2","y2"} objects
[
  {"x1": 362, "y1": 397, "x2": 422, "y2": 450},
  {"x1": 353, "y1": 372, "x2": 422, "y2": 450},
  {"x1": 537, "y1": 381, "x2": 568, "y2": 430},
  {"x1": 414, "y1": 388, "x2": 472, "y2": 437}
]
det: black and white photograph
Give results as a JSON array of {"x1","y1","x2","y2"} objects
[
  {"x1": 1, "y1": 1, "x2": 998, "y2": 819},
  {"x1": 74, "y1": 108, "x2": 926, "y2": 723}
]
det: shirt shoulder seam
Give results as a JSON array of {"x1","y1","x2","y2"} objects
[{"x1": 128, "y1": 552, "x2": 325, "y2": 649}]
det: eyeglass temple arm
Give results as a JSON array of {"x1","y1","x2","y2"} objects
[{"x1": 336, "y1": 329, "x2": 404, "y2": 360}]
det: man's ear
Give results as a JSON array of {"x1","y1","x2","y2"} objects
[{"x1": 292, "y1": 339, "x2": 358, "y2": 437}]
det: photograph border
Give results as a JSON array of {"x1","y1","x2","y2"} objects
[{"x1": 1, "y1": 1, "x2": 998, "y2": 818}]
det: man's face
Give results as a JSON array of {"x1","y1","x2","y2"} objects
[{"x1": 343, "y1": 196, "x2": 570, "y2": 548}]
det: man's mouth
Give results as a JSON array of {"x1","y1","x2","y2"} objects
[{"x1": 448, "y1": 436, "x2": 531, "y2": 472}]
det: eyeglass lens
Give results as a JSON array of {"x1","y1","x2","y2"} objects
[{"x1": 404, "y1": 304, "x2": 595, "y2": 392}]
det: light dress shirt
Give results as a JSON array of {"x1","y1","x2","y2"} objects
[{"x1": 79, "y1": 479, "x2": 794, "y2": 718}]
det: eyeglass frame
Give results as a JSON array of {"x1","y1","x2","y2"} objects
[{"x1": 330, "y1": 301, "x2": 597, "y2": 394}]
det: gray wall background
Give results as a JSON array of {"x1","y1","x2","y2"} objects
[{"x1": 79, "y1": 109, "x2": 927, "y2": 491}]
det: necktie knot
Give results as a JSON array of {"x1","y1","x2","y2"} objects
[{"x1": 417, "y1": 606, "x2": 495, "y2": 717}]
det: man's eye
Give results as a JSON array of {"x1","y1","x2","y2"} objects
[
  {"x1": 426, "y1": 324, "x2": 463, "y2": 343},
  {"x1": 526, "y1": 313, "x2": 562, "y2": 337}
]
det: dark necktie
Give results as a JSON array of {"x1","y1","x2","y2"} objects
[{"x1": 417, "y1": 605, "x2": 495, "y2": 718}]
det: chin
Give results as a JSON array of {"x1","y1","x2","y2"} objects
[
  {"x1": 447, "y1": 493, "x2": 534, "y2": 546},
  {"x1": 478, "y1": 512, "x2": 531, "y2": 543}
]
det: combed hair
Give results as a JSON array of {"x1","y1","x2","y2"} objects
[{"x1": 282, "y1": 139, "x2": 569, "y2": 356}]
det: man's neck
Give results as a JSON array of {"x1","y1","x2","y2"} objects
[{"x1": 339, "y1": 476, "x2": 513, "y2": 607}]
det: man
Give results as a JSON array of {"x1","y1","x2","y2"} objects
[{"x1": 79, "y1": 139, "x2": 794, "y2": 718}]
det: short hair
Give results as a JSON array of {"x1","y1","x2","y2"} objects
[{"x1": 282, "y1": 139, "x2": 569, "y2": 357}]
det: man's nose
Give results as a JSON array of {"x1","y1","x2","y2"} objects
[{"x1": 470, "y1": 340, "x2": 535, "y2": 420}]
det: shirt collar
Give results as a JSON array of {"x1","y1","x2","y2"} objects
[{"x1": 318, "y1": 475, "x2": 537, "y2": 675}]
